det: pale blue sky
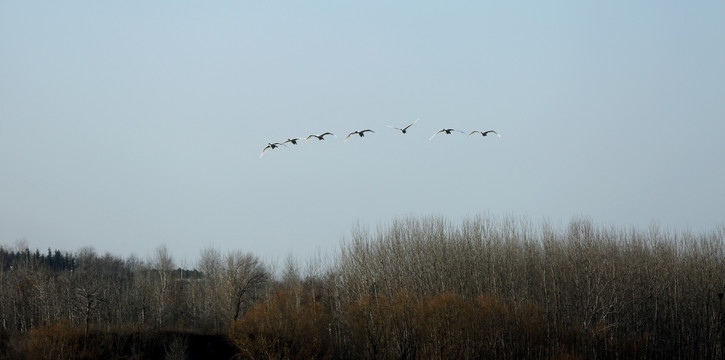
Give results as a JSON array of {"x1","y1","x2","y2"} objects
[{"x1": 1, "y1": 1, "x2": 724, "y2": 265}]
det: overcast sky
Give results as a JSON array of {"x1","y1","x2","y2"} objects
[{"x1": 2, "y1": 1, "x2": 724, "y2": 266}]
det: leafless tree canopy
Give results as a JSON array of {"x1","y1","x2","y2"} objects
[{"x1": 1, "y1": 216, "x2": 724, "y2": 359}]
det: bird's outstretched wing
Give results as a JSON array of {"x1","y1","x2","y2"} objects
[
  {"x1": 344, "y1": 132, "x2": 356, "y2": 141},
  {"x1": 260, "y1": 145, "x2": 272, "y2": 158},
  {"x1": 305, "y1": 134, "x2": 318, "y2": 141},
  {"x1": 429, "y1": 129, "x2": 445, "y2": 140},
  {"x1": 403, "y1": 119, "x2": 419, "y2": 131},
  {"x1": 468, "y1": 130, "x2": 481, "y2": 137},
  {"x1": 485, "y1": 130, "x2": 502, "y2": 138}
]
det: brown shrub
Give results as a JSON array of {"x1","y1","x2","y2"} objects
[
  {"x1": 24, "y1": 322, "x2": 84, "y2": 360},
  {"x1": 229, "y1": 289, "x2": 331, "y2": 359}
]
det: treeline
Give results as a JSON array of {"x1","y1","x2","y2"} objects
[
  {"x1": 0, "y1": 244, "x2": 267, "y2": 359},
  {"x1": 1, "y1": 216, "x2": 725, "y2": 359},
  {"x1": 1, "y1": 246, "x2": 75, "y2": 272}
]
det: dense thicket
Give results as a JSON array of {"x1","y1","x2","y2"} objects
[
  {"x1": 329, "y1": 216, "x2": 725, "y2": 359},
  {"x1": 2, "y1": 216, "x2": 724, "y2": 359}
]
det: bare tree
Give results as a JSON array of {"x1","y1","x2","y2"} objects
[
  {"x1": 194, "y1": 246, "x2": 224, "y2": 331},
  {"x1": 151, "y1": 245, "x2": 175, "y2": 328},
  {"x1": 222, "y1": 250, "x2": 270, "y2": 322}
]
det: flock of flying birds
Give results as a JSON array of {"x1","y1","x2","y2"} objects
[{"x1": 260, "y1": 119, "x2": 501, "y2": 158}]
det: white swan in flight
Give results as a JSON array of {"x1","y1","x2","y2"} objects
[
  {"x1": 429, "y1": 128, "x2": 464, "y2": 140},
  {"x1": 387, "y1": 119, "x2": 418, "y2": 134},
  {"x1": 344, "y1": 129, "x2": 375, "y2": 141}
]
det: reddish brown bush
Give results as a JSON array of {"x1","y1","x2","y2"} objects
[
  {"x1": 229, "y1": 289, "x2": 331, "y2": 359},
  {"x1": 24, "y1": 322, "x2": 84, "y2": 360}
]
